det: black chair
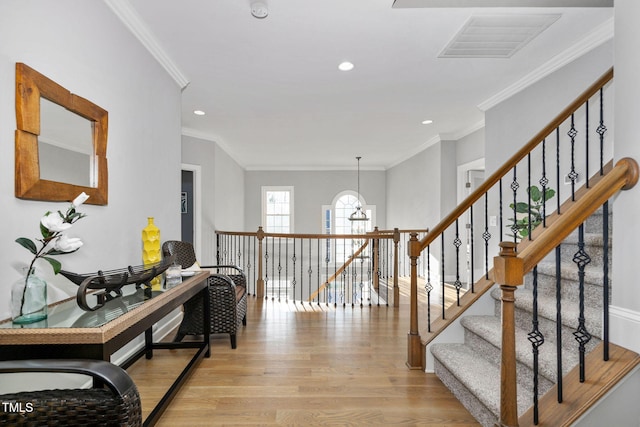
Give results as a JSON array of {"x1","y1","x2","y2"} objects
[
  {"x1": 0, "y1": 359, "x2": 141, "y2": 426},
  {"x1": 162, "y1": 240, "x2": 248, "y2": 349}
]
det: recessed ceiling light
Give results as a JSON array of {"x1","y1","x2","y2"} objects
[
  {"x1": 338, "y1": 61, "x2": 354, "y2": 71},
  {"x1": 193, "y1": 110, "x2": 205, "y2": 116},
  {"x1": 421, "y1": 119, "x2": 433, "y2": 125}
]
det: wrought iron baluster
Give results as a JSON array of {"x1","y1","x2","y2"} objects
[
  {"x1": 603, "y1": 201, "x2": 610, "y2": 360},
  {"x1": 572, "y1": 224, "x2": 592, "y2": 382},
  {"x1": 556, "y1": 127, "x2": 561, "y2": 214},
  {"x1": 425, "y1": 245, "x2": 432, "y2": 333},
  {"x1": 300, "y1": 238, "x2": 304, "y2": 305},
  {"x1": 585, "y1": 100, "x2": 590, "y2": 189},
  {"x1": 540, "y1": 139, "x2": 548, "y2": 228},
  {"x1": 470, "y1": 205, "x2": 475, "y2": 292},
  {"x1": 499, "y1": 178, "x2": 503, "y2": 242},
  {"x1": 555, "y1": 245, "x2": 563, "y2": 403},
  {"x1": 292, "y1": 239, "x2": 297, "y2": 304},
  {"x1": 510, "y1": 166, "x2": 520, "y2": 243},
  {"x1": 317, "y1": 239, "x2": 321, "y2": 306},
  {"x1": 264, "y1": 237, "x2": 269, "y2": 300},
  {"x1": 308, "y1": 242, "x2": 312, "y2": 306},
  {"x1": 597, "y1": 87, "x2": 607, "y2": 176},
  {"x1": 568, "y1": 114, "x2": 579, "y2": 201},
  {"x1": 483, "y1": 192, "x2": 491, "y2": 281},
  {"x1": 441, "y1": 234, "x2": 445, "y2": 319},
  {"x1": 277, "y1": 237, "x2": 282, "y2": 302},
  {"x1": 528, "y1": 266, "x2": 545, "y2": 425},
  {"x1": 527, "y1": 153, "x2": 532, "y2": 240},
  {"x1": 453, "y1": 219, "x2": 462, "y2": 306}
]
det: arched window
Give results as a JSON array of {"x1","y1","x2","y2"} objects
[{"x1": 323, "y1": 191, "x2": 375, "y2": 262}]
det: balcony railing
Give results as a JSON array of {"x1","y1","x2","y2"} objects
[{"x1": 215, "y1": 228, "x2": 428, "y2": 307}]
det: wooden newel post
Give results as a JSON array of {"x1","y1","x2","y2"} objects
[
  {"x1": 493, "y1": 241, "x2": 524, "y2": 427},
  {"x1": 393, "y1": 228, "x2": 400, "y2": 308},
  {"x1": 256, "y1": 226, "x2": 265, "y2": 300},
  {"x1": 406, "y1": 232, "x2": 423, "y2": 370}
]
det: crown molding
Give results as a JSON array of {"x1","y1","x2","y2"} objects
[
  {"x1": 439, "y1": 119, "x2": 485, "y2": 141},
  {"x1": 103, "y1": 0, "x2": 189, "y2": 89},
  {"x1": 181, "y1": 127, "x2": 247, "y2": 169},
  {"x1": 478, "y1": 17, "x2": 613, "y2": 111}
]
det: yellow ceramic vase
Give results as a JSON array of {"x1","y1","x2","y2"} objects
[{"x1": 142, "y1": 217, "x2": 162, "y2": 289}]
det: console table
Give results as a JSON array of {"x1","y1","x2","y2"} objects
[{"x1": 0, "y1": 271, "x2": 210, "y2": 426}]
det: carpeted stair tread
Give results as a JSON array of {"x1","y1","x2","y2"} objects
[
  {"x1": 431, "y1": 342, "x2": 534, "y2": 419},
  {"x1": 461, "y1": 315, "x2": 580, "y2": 381}
]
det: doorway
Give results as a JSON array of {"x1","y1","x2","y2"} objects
[
  {"x1": 457, "y1": 159, "x2": 485, "y2": 289},
  {"x1": 181, "y1": 163, "x2": 202, "y2": 260}
]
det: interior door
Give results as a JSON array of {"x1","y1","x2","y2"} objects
[
  {"x1": 181, "y1": 170, "x2": 194, "y2": 245},
  {"x1": 464, "y1": 169, "x2": 485, "y2": 288}
]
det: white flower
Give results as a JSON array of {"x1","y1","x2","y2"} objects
[
  {"x1": 53, "y1": 235, "x2": 83, "y2": 252},
  {"x1": 41, "y1": 212, "x2": 72, "y2": 233},
  {"x1": 72, "y1": 192, "x2": 90, "y2": 208}
]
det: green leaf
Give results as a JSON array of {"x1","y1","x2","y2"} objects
[
  {"x1": 15, "y1": 237, "x2": 37, "y2": 254},
  {"x1": 514, "y1": 202, "x2": 530, "y2": 214},
  {"x1": 42, "y1": 257, "x2": 62, "y2": 274},
  {"x1": 544, "y1": 188, "x2": 556, "y2": 201},
  {"x1": 529, "y1": 186, "x2": 541, "y2": 202}
]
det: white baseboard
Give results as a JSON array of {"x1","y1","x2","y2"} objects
[{"x1": 609, "y1": 305, "x2": 640, "y2": 354}]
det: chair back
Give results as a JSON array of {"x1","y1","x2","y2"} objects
[{"x1": 162, "y1": 240, "x2": 197, "y2": 269}]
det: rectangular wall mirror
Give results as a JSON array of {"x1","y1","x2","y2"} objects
[{"x1": 15, "y1": 63, "x2": 108, "y2": 205}]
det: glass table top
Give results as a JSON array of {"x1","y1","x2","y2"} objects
[{"x1": 0, "y1": 284, "x2": 166, "y2": 330}]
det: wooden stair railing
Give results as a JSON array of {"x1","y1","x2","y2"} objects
[
  {"x1": 493, "y1": 157, "x2": 639, "y2": 427},
  {"x1": 216, "y1": 228, "x2": 427, "y2": 306},
  {"x1": 407, "y1": 67, "x2": 615, "y2": 370}
]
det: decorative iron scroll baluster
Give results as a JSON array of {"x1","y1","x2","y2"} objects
[
  {"x1": 556, "y1": 127, "x2": 561, "y2": 214},
  {"x1": 597, "y1": 88, "x2": 607, "y2": 175},
  {"x1": 540, "y1": 139, "x2": 548, "y2": 228},
  {"x1": 324, "y1": 242, "x2": 329, "y2": 306},
  {"x1": 585, "y1": 100, "x2": 590, "y2": 189},
  {"x1": 352, "y1": 260, "x2": 358, "y2": 308},
  {"x1": 317, "y1": 239, "x2": 321, "y2": 306},
  {"x1": 308, "y1": 243, "x2": 312, "y2": 305},
  {"x1": 528, "y1": 266, "x2": 545, "y2": 425},
  {"x1": 237, "y1": 235, "x2": 242, "y2": 266},
  {"x1": 555, "y1": 245, "x2": 563, "y2": 403},
  {"x1": 291, "y1": 239, "x2": 297, "y2": 303},
  {"x1": 264, "y1": 238, "x2": 269, "y2": 300},
  {"x1": 510, "y1": 166, "x2": 520, "y2": 243},
  {"x1": 499, "y1": 179, "x2": 503, "y2": 242},
  {"x1": 453, "y1": 219, "x2": 462, "y2": 305},
  {"x1": 527, "y1": 153, "x2": 532, "y2": 240},
  {"x1": 483, "y1": 192, "x2": 491, "y2": 281},
  {"x1": 470, "y1": 205, "x2": 475, "y2": 292},
  {"x1": 572, "y1": 224, "x2": 592, "y2": 382},
  {"x1": 285, "y1": 238, "x2": 289, "y2": 303},
  {"x1": 441, "y1": 234, "x2": 445, "y2": 319},
  {"x1": 277, "y1": 237, "x2": 282, "y2": 302},
  {"x1": 603, "y1": 201, "x2": 610, "y2": 360},
  {"x1": 568, "y1": 114, "x2": 579, "y2": 201},
  {"x1": 425, "y1": 245, "x2": 432, "y2": 332}
]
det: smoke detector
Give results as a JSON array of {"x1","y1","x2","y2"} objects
[{"x1": 251, "y1": 2, "x2": 268, "y2": 19}]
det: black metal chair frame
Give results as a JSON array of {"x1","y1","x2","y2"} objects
[{"x1": 0, "y1": 359, "x2": 141, "y2": 426}]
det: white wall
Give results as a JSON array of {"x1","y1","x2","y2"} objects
[
  {"x1": 244, "y1": 169, "x2": 386, "y2": 233},
  {"x1": 611, "y1": 0, "x2": 640, "y2": 353},
  {"x1": 182, "y1": 135, "x2": 245, "y2": 264},
  {"x1": 0, "y1": 1, "x2": 182, "y2": 318}
]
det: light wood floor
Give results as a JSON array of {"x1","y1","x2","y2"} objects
[{"x1": 128, "y1": 289, "x2": 479, "y2": 426}]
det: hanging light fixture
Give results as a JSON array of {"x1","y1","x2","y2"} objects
[{"x1": 349, "y1": 156, "x2": 368, "y2": 223}]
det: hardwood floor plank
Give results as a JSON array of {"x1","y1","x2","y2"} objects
[{"x1": 127, "y1": 296, "x2": 480, "y2": 426}]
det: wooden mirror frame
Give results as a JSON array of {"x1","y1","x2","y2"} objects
[{"x1": 15, "y1": 63, "x2": 108, "y2": 205}]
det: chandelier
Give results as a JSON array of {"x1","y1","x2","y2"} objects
[{"x1": 349, "y1": 156, "x2": 368, "y2": 222}]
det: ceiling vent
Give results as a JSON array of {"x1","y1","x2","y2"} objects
[{"x1": 439, "y1": 14, "x2": 561, "y2": 58}]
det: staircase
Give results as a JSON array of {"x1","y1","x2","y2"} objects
[{"x1": 430, "y1": 210, "x2": 609, "y2": 426}]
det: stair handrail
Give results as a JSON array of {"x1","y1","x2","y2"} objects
[
  {"x1": 406, "y1": 67, "x2": 614, "y2": 370},
  {"x1": 410, "y1": 67, "x2": 613, "y2": 257},
  {"x1": 493, "y1": 157, "x2": 638, "y2": 426}
]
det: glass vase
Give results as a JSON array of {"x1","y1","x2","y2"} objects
[{"x1": 11, "y1": 268, "x2": 48, "y2": 324}]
